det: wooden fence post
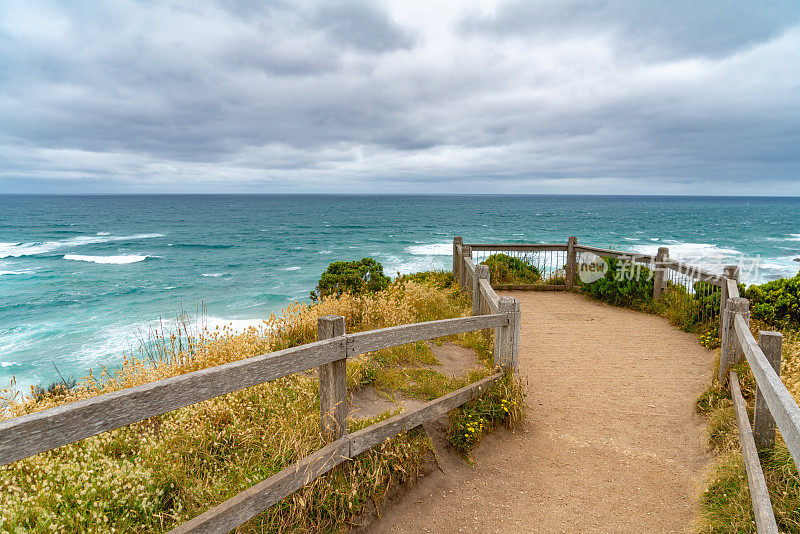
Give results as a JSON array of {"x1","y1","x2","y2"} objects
[
  {"x1": 453, "y1": 236, "x2": 463, "y2": 282},
  {"x1": 318, "y1": 315, "x2": 347, "y2": 441},
  {"x1": 719, "y1": 297, "x2": 750, "y2": 386},
  {"x1": 754, "y1": 331, "x2": 783, "y2": 449},
  {"x1": 495, "y1": 297, "x2": 520, "y2": 371},
  {"x1": 719, "y1": 265, "x2": 740, "y2": 335},
  {"x1": 473, "y1": 264, "x2": 489, "y2": 316},
  {"x1": 565, "y1": 236, "x2": 577, "y2": 291},
  {"x1": 460, "y1": 245, "x2": 472, "y2": 291},
  {"x1": 652, "y1": 247, "x2": 669, "y2": 300}
]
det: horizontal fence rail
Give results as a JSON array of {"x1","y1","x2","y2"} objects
[
  {"x1": 573, "y1": 244, "x2": 655, "y2": 263},
  {"x1": 729, "y1": 370, "x2": 779, "y2": 534},
  {"x1": 1, "y1": 259, "x2": 521, "y2": 534},
  {"x1": 0, "y1": 338, "x2": 343, "y2": 465},
  {"x1": 171, "y1": 373, "x2": 503, "y2": 534},
  {"x1": 462, "y1": 237, "x2": 723, "y2": 323},
  {"x1": 457, "y1": 235, "x2": 800, "y2": 533},
  {"x1": 346, "y1": 314, "x2": 508, "y2": 357},
  {"x1": 734, "y1": 315, "x2": 800, "y2": 468},
  {"x1": 465, "y1": 242, "x2": 569, "y2": 290}
]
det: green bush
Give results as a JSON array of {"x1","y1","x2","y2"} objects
[
  {"x1": 580, "y1": 257, "x2": 653, "y2": 307},
  {"x1": 480, "y1": 253, "x2": 541, "y2": 284},
  {"x1": 693, "y1": 280, "x2": 721, "y2": 320},
  {"x1": 310, "y1": 258, "x2": 391, "y2": 301},
  {"x1": 744, "y1": 272, "x2": 800, "y2": 327}
]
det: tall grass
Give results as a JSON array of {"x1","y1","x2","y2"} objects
[
  {"x1": 696, "y1": 324, "x2": 800, "y2": 533},
  {"x1": 0, "y1": 272, "x2": 524, "y2": 533}
]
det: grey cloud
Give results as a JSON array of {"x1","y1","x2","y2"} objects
[
  {"x1": 0, "y1": 1, "x2": 799, "y2": 194},
  {"x1": 462, "y1": 0, "x2": 800, "y2": 60},
  {"x1": 313, "y1": 1, "x2": 415, "y2": 52}
]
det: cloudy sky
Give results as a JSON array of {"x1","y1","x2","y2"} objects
[{"x1": 1, "y1": 0, "x2": 799, "y2": 194}]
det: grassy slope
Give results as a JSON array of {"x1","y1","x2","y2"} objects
[
  {"x1": 0, "y1": 271, "x2": 524, "y2": 533},
  {"x1": 695, "y1": 322, "x2": 800, "y2": 533}
]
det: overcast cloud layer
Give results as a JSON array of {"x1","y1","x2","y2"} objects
[{"x1": 1, "y1": 0, "x2": 799, "y2": 194}]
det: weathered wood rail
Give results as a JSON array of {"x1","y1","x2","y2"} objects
[
  {"x1": 462, "y1": 236, "x2": 724, "y2": 322},
  {"x1": 456, "y1": 236, "x2": 800, "y2": 534},
  {"x1": 717, "y1": 281, "x2": 800, "y2": 534},
  {"x1": 0, "y1": 278, "x2": 519, "y2": 533}
]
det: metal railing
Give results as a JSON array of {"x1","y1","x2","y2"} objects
[{"x1": 457, "y1": 235, "x2": 800, "y2": 534}]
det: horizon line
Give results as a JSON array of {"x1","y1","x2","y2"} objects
[{"x1": 2, "y1": 192, "x2": 800, "y2": 199}]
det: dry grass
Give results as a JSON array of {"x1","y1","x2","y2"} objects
[
  {"x1": 0, "y1": 272, "x2": 523, "y2": 533},
  {"x1": 696, "y1": 325, "x2": 800, "y2": 533}
]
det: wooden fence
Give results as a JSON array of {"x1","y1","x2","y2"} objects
[
  {"x1": 0, "y1": 281, "x2": 520, "y2": 533},
  {"x1": 461, "y1": 236, "x2": 724, "y2": 322},
  {"x1": 455, "y1": 236, "x2": 800, "y2": 534}
]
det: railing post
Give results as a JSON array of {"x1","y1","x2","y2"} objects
[
  {"x1": 719, "y1": 265, "x2": 740, "y2": 335},
  {"x1": 460, "y1": 245, "x2": 472, "y2": 291},
  {"x1": 652, "y1": 247, "x2": 669, "y2": 300},
  {"x1": 565, "y1": 236, "x2": 577, "y2": 291},
  {"x1": 318, "y1": 315, "x2": 347, "y2": 441},
  {"x1": 719, "y1": 297, "x2": 750, "y2": 386},
  {"x1": 473, "y1": 264, "x2": 489, "y2": 316},
  {"x1": 453, "y1": 236, "x2": 463, "y2": 282},
  {"x1": 754, "y1": 331, "x2": 783, "y2": 449},
  {"x1": 495, "y1": 297, "x2": 520, "y2": 371}
]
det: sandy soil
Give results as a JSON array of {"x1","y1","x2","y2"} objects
[
  {"x1": 358, "y1": 291, "x2": 714, "y2": 533},
  {"x1": 349, "y1": 341, "x2": 484, "y2": 420}
]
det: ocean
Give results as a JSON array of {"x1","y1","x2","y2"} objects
[{"x1": 2, "y1": 194, "x2": 800, "y2": 391}]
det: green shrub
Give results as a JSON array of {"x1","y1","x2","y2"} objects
[
  {"x1": 694, "y1": 280, "x2": 721, "y2": 321},
  {"x1": 580, "y1": 257, "x2": 653, "y2": 307},
  {"x1": 480, "y1": 254, "x2": 541, "y2": 284},
  {"x1": 310, "y1": 258, "x2": 391, "y2": 301},
  {"x1": 744, "y1": 272, "x2": 800, "y2": 327}
]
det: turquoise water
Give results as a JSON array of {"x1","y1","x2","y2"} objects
[{"x1": 2, "y1": 194, "x2": 800, "y2": 391}]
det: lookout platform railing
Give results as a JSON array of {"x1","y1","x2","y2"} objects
[
  {"x1": 0, "y1": 279, "x2": 519, "y2": 533},
  {"x1": 455, "y1": 236, "x2": 800, "y2": 534}
]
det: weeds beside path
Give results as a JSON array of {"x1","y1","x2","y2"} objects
[{"x1": 366, "y1": 291, "x2": 714, "y2": 533}]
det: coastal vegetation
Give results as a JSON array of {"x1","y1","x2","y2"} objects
[
  {"x1": 480, "y1": 253, "x2": 541, "y2": 284},
  {"x1": 309, "y1": 257, "x2": 391, "y2": 301},
  {"x1": 0, "y1": 263, "x2": 523, "y2": 533},
  {"x1": 578, "y1": 258, "x2": 721, "y2": 347},
  {"x1": 695, "y1": 275, "x2": 800, "y2": 533},
  {"x1": 745, "y1": 272, "x2": 800, "y2": 328},
  {"x1": 580, "y1": 257, "x2": 654, "y2": 307}
]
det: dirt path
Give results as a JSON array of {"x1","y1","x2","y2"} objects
[{"x1": 361, "y1": 291, "x2": 714, "y2": 533}]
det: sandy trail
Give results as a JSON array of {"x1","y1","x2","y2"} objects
[{"x1": 362, "y1": 291, "x2": 713, "y2": 533}]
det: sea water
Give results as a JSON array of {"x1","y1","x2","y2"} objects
[{"x1": 2, "y1": 194, "x2": 799, "y2": 390}]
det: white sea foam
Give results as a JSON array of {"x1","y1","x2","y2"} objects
[
  {"x1": 628, "y1": 241, "x2": 740, "y2": 259},
  {"x1": 201, "y1": 273, "x2": 224, "y2": 277},
  {"x1": 406, "y1": 243, "x2": 451, "y2": 255},
  {"x1": 96, "y1": 232, "x2": 110, "y2": 236},
  {"x1": 283, "y1": 266, "x2": 301, "y2": 271},
  {"x1": 626, "y1": 240, "x2": 800, "y2": 284},
  {"x1": 382, "y1": 254, "x2": 448, "y2": 275},
  {"x1": 318, "y1": 250, "x2": 332, "y2": 255},
  {"x1": 0, "y1": 269, "x2": 35, "y2": 276},
  {"x1": 767, "y1": 234, "x2": 800, "y2": 242},
  {"x1": 0, "y1": 233, "x2": 164, "y2": 258},
  {"x1": 1, "y1": 361, "x2": 18, "y2": 368},
  {"x1": 64, "y1": 254, "x2": 149, "y2": 264}
]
